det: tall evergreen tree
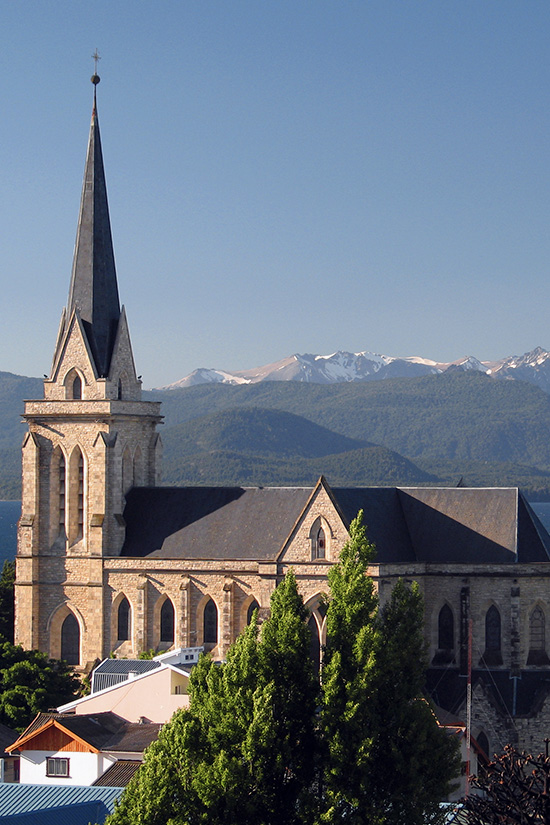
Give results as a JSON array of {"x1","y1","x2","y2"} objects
[
  {"x1": 107, "y1": 571, "x2": 318, "y2": 825},
  {"x1": 319, "y1": 510, "x2": 379, "y2": 824},
  {"x1": 319, "y1": 512, "x2": 459, "y2": 825}
]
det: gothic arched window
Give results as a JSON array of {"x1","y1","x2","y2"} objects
[
  {"x1": 72, "y1": 375, "x2": 82, "y2": 400},
  {"x1": 308, "y1": 613, "x2": 321, "y2": 671},
  {"x1": 314, "y1": 527, "x2": 326, "y2": 559},
  {"x1": 247, "y1": 599, "x2": 260, "y2": 625},
  {"x1": 486, "y1": 606, "x2": 501, "y2": 651},
  {"x1": 160, "y1": 599, "x2": 175, "y2": 644},
  {"x1": 482, "y1": 605, "x2": 503, "y2": 666},
  {"x1": 117, "y1": 597, "x2": 131, "y2": 642},
  {"x1": 438, "y1": 605, "x2": 454, "y2": 650},
  {"x1": 527, "y1": 606, "x2": 550, "y2": 665},
  {"x1": 61, "y1": 613, "x2": 80, "y2": 665},
  {"x1": 203, "y1": 599, "x2": 218, "y2": 645}
]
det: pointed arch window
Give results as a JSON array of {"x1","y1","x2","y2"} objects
[
  {"x1": 61, "y1": 613, "x2": 80, "y2": 665},
  {"x1": 160, "y1": 599, "x2": 175, "y2": 644},
  {"x1": 56, "y1": 450, "x2": 66, "y2": 538},
  {"x1": 438, "y1": 605, "x2": 454, "y2": 650},
  {"x1": 117, "y1": 378, "x2": 123, "y2": 400},
  {"x1": 308, "y1": 614, "x2": 321, "y2": 671},
  {"x1": 203, "y1": 598, "x2": 218, "y2": 646},
  {"x1": 247, "y1": 599, "x2": 260, "y2": 625},
  {"x1": 72, "y1": 375, "x2": 82, "y2": 400},
  {"x1": 67, "y1": 447, "x2": 85, "y2": 544},
  {"x1": 527, "y1": 606, "x2": 550, "y2": 665},
  {"x1": 314, "y1": 527, "x2": 326, "y2": 559},
  {"x1": 482, "y1": 605, "x2": 503, "y2": 666},
  {"x1": 117, "y1": 597, "x2": 131, "y2": 642}
]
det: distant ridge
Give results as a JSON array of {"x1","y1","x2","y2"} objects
[{"x1": 157, "y1": 346, "x2": 550, "y2": 393}]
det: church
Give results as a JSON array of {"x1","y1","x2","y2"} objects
[{"x1": 15, "y1": 77, "x2": 550, "y2": 759}]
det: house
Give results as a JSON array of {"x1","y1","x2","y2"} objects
[
  {"x1": 57, "y1": 648, "x2": 201, "y2": 723},
  {"x1": 7, "y1": 712, "x2": 161, "y2": 786}
]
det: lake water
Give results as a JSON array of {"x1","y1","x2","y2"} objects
[{"x1": 1, "y1": 499, "x2": 550, "y2": 565}]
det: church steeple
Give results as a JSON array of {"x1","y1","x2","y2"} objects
[{"x1": 64, "y1": 74, "x2": 121, "y2": 378}]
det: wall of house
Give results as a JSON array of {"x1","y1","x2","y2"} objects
[
  {"x1": 18, "y1": 749, "x2": 114, "y2": 786},
  {"x1": 71, "y1": 668, "x2": 190, "y2": 723}
]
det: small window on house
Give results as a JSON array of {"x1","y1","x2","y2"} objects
[
  {"x1": 47, "y1": 757, "x2": 70, "y2": 777},
  {"x1": 117, "y1": 597, "x2": 131, "y2": 641},
  {"x1": 204, "y1": 598, "x2": 218, "y2": 645},
  {"x1": 160, "y1": 599, "x2": 175, "y2": 643},
  {"x1": 247, "y1": 599, "x2": 260, "y2": 625},
  {"x1": 72, "y1": 375, "x2": 82, "y2": 400}
]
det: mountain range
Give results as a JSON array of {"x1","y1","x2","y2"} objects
[
  {"x1": 158, "y1": 346, "x2": 550, "y2": 394},
  {"x1": 4, "y1": 350, "x2": 550, "y2": 499}
]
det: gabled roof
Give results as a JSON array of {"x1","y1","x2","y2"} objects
[
  {"x1": 120, "y1": 482, "x2": 550, "y2": 565},
  {"x1": 121, "y1": 486, "x2": 313, "y2": 558},
  {"x1": 9, "y1": 712, "x2": 161, "y2": 755},
  {"x1": 58, "y1": 89, "x2": 121, "y2": 378},
  {"x1": 0, "y1": 784, "x2": 123, "y2": 824}
]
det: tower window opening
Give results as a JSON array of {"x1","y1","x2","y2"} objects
[
  {"x1": 77, "y1": 452, "x2": 84, "y2": 538},
  {"x1": 72, "y1": 375, "x2": 82, "y2": 400},
  {"x1": 58, "y1": 453, "x2": 66, "y2": 536}
]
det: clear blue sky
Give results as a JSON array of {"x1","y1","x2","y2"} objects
[{"x1": 1, "y1": 1, "x2": 549, "y2": 387}]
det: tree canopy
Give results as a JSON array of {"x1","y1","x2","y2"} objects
[{"x1": 108, "y1": 512, "x2": 459, "y2": 825}]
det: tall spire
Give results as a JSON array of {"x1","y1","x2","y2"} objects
[{"x1": 65, "y1": 71, "x2": 121, "y2": 377}]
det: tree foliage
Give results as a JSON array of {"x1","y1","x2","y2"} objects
[
  {"x1": 107, "y1": 571, "x2": 318, "y2": 825},
  {"x1": 108, "y1": 514, "x2": 459, "y2": 825},
  {"x1": 457, "y1": 744, "x2": 550, "y2": 825},
  {"x1": 0, "y1": 639, "x2": 81, "y2": 730},
  {"x1": 319, "y1": 512, "x2": 459, "y2": 825}
]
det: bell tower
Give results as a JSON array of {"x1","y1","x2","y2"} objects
[{"x1": 15, "y1": 74, "x2": 162, "y2": 669}]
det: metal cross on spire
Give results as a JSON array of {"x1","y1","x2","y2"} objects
[{"x1": 92, "y1": 49, "x2": 101, "y2": 74}]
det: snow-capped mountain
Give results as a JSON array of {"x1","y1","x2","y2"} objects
[{"x1": 156, "y1": 347, "x2": 550, "y2": 393}]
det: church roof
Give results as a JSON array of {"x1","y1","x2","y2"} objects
[
  {"x1": 121, "y1": 486, "x2": 313, "y2": 559},
  {"x1": 120, "y1": 483, "x2": 550, "y2": 564},
  {"x1": 63, "y1": 84, "x2": 121, "y2": 377}
]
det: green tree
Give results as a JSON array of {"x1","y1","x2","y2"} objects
[
  {"x1": 367, "y1": 578, "x2": 460, "y2": 825},
  {"x1": 319, "y1": 510, "x2": 380, "y2": 824},
  {"x1": 107, "y1": 571, "x2": 318, "y2": 825},
  {"x1": 0, "y1": 639, "x2": 81, "y2": 730},
  {"x1": 319, "y1": 512, "x2": 459, "y2": 825}
]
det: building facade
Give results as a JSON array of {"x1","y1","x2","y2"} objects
[{"x1": 15, "y1": 82, "x2": 550, "y2": 757}]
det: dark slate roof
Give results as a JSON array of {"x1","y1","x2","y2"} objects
[
  {"x1": 101, "y1": 722, "x2": 162, "y2": 753},
  {"x1": 92, "y1": 759, "x2": 142, "y2": 787},
  {"x1": 0, "y1": 784, "x2": 122, "y2": 823},
  {"x1": 64, "y1": 95, "x2": 120, "y2": 377},
  {"x1": 120, "y1": 483, "x2": 550, "y2": 565},
  {"x1": 332, "y1": 487, "x2": 550, "y2": 564},
  {"x1": 121, "y1": 486, "x2": 313, "y2": 559},
  {"x1": 13, "y1": 712, "x2": 160, "y2": 754}
]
